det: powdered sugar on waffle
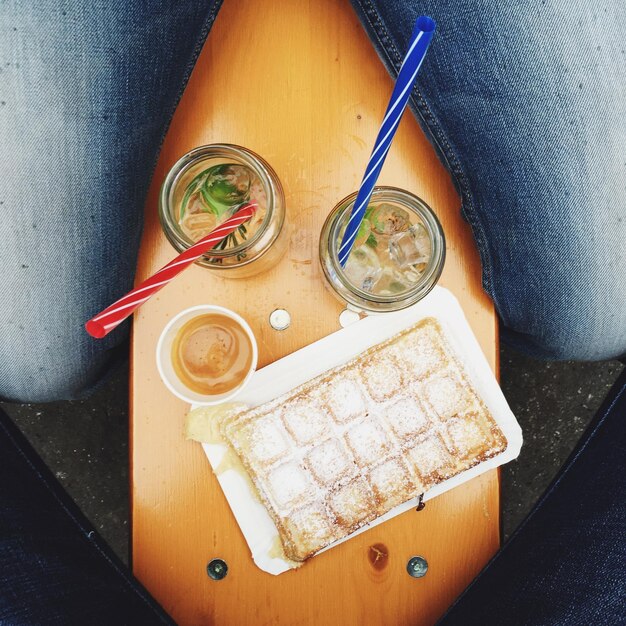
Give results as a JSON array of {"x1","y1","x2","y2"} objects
[{"x1": 220, "y1": 317, "x2": 508, "y2": 562}]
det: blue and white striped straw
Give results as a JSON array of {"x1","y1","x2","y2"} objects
[{"x1": 338, "y1": 15, "x2": 436, "y2": 267}]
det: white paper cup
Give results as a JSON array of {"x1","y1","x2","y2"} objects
[{"x1": 156, "y1": 304, "x2": 258, "y2": 406}]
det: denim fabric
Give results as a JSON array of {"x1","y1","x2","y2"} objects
[
  {"x1": 1, "y1": 4, "x2": 626, "y2": 622},
  {"x1": 1, "y1": 1, "x2": 625, "y2": 403},
  {"x1": 0, "y1": 373, "x2": 624, "y2": 624},
  {"x1": 0, "y1": 407, "x2": 174, "y2": 625},
  {"x1": 438, "y1": 370, "x2": 626, "y2": 625},
  {"x1": 0, "y1": 0, "x2": 222, "y2": 402},
  {"x1": 351, "y1": 0, "x2": 626, "y2": 361}
]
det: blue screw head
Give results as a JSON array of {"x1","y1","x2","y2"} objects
[
  {"x1": 207, "y1": 558, "x2": 228, "y2": 580},
  {"x1": 407, "y1": 555, "x2": 428, "y2": 578}
]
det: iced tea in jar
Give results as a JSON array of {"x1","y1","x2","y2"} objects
[
  {"x1": 159, "y1": 144, "x2": 287, "y2": 278},
  {"x1": 319, "y1": 187, "x2": 445, "y2": 312}
]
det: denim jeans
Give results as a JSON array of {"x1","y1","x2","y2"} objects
[
  {"x1": 0, "y1": 1, "x2": 625, "y2": 623},
  {"x1": 1, "y1": 372, "x2": 624, "y2": 624},
  {"x1": 1, "y1": 0, "x2": 625, "y2": 402},
  {"x1": 438, "y1": 370, "x2": 626, "y2": 625},
  {"x1": 0, "y1": 409, "x2": 175, "y2": 625}
]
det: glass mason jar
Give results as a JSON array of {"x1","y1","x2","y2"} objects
[
  {"x1": 319, "y1": 187, "x2": 445, "y2": 313},
  {"x1": 159, "y1": 144, "x2": 287, "y2": 278}
]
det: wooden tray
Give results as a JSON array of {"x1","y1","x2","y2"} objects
[{"x1": 131, "y1": 1, "x2": 500, "y2": 624}]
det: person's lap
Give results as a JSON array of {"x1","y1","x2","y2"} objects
[
  {"x1": 1, "y1": 1, "x2": 625, "y2": 622},
  {"x1": 354, "y1": 0, "x2": 626, "y2": 360},
  {"x1": 0, "y1": 406, "x2": 174, "y2": 625},
  {"x1": 0, "y1": 0, "x2": 222, "y2": 402},
  {"x1": 1, "y1": 366, "x2": 624, "y2": 624},
  {"x1": 1, "y1": 1, "x2": 625, "y2": 404},
  {"x1": 438, "y1": 369, "x2": 626, "y2": 625}
]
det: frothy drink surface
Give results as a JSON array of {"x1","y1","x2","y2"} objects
[{"x1": 172, "y1": 313, "x2": 253, "y2": 395}]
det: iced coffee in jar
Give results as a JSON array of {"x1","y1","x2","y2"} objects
[
  {"x1": 159, "y1": 144, "x2": 287, "y2": 278},
  {"x1": 319, "y1": 187, "x2": 445, "y2": 313}
]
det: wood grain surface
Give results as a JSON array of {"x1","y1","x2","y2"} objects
[{"x1": 131, "y1": 0, "x2": 500, "y2": 624}]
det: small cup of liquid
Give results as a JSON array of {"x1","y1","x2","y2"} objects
[{"x1": 156, "y1": 305, "x2": 258, "y2": 405}]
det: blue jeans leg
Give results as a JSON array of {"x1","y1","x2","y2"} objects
[
  {"x1": 0, "y1": 0, "x2": 222, "y2": 402},
  {"x1": 3, "y1": 1, "x2": 625, "y2": 405},
  {"x1": 1, "y1": 371, "x2": 624, "y2": 623},
  {"x1": 438, "y1": 370, "x2": 626, "y2": 625},
  {"x1": 0, "y1": 407, "x2": 174, "y2": 625},
  {"x1": 354, "y1": 0, "x2": 626, "y2": 360}
]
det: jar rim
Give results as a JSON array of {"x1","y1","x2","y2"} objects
[
  {"x1": 325, "y1": 187, "x2": 446, "y2": 307},
  {"x1": 159, "y1": 143, "x2": 277, "y2": 259}
]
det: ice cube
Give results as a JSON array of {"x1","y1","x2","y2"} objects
[
  {"x1": 343, "y1": 245, "x2": 382, "y2": 291},
  {"x1": 388, "y1": 223, "x2": 431, "y2": 268},
  {"x1": 249, "y1": 175, "x2": 267, "y2": 208},
  {"x1": 179, "y1": 212, "x2": 218, "y2": 241},
  {"x1": 369, "y1": 203, "x2": 410, "y2": 235},
  {"x1": 374, "y1": 267, "x2": 411, "y2": 295},
  {"x1": 184, "y1": 194, "x2": 206, "y2": 215}
]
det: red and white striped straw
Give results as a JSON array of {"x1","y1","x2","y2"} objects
[{"x1": 85, "y1": 201, "x2": 258, "y2": 339}]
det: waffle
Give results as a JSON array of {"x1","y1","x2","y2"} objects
[{"x1": 220, "y1": 317, "x2": 507, "y2": 562}]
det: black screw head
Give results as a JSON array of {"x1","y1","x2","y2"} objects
[
  {"x1": 407, "y1": 555, "x2": 428, "y2": 578},
  {"x1": 207, "y1": 558, "x2": 228, "y2": 580}
]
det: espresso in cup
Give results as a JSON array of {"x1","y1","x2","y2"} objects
[
  {"x1": 157, "y1": 305, "x2": 258, "y2": 406},
  {"x1": 171, "y1": 313, "x2": 254, "y2": 396}
]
